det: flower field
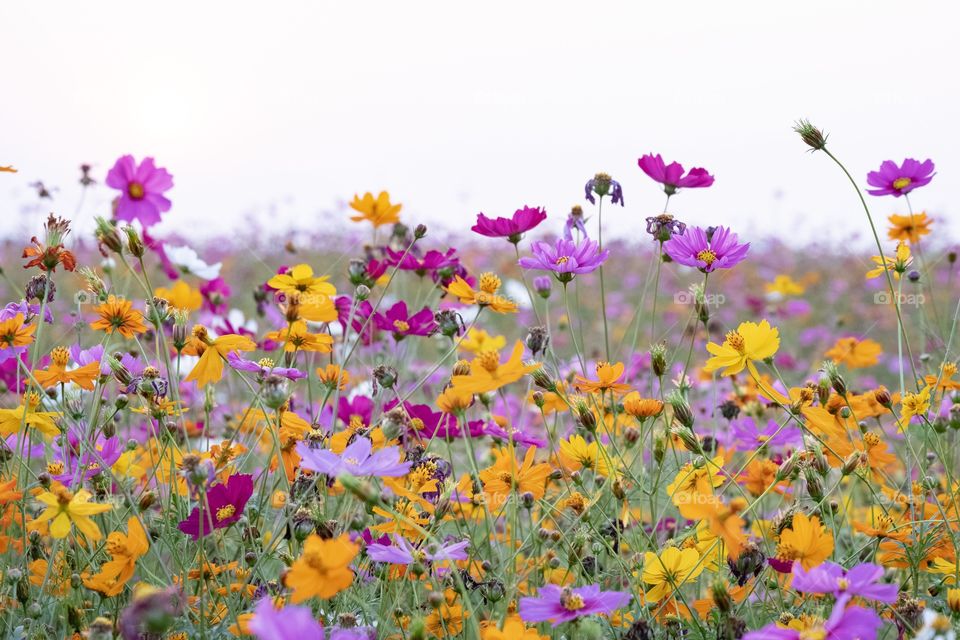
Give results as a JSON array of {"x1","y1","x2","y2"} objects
[{"x1": 1, "y1": 124, "x2": 959, "y2": 640}]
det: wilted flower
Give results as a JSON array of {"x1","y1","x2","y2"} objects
[{"x1": 584, "y1": 173, "x2": 624, "y2": 206}]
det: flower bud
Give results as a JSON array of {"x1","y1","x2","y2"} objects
[
  {"x1": 792, "y1": 119, "x2": 828, "y2": 151},
  {"x1": 123, "y1": 225, "x2": 145, "y2": 258}
]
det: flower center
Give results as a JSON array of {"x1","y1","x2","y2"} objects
[
  {"x1": 349, "y1": 415, "x2": 364, "y2": 430},
  {"x1": 478, "y1": 273, "x2": 501, "y2": 294},
  {"x1": 725, "y1": 330, "x2": 746, "y2": 353},
  {"x1": 863, "y1": 432, "x2": 881, "y2": 447},
  {"x1": 258, "y1": 357, "x2": 275, "y2": 369},
  {"x1": 892, "y1": 177, "x2": 912, "y2": 191},
  {"x1": 47, "y1": 462, "x2": 65, "y2": 475},
  {"x1": 128, "y1": 182, "x2": 145, "y2": 200},
  {"x1": 696, "y1": 249, "x2": 718, "y2": 265},
  {"x1": 477, "y1": 350, "x2": 500, "y2": 373},
  {"x1": 343, "y1": 457, "x2": 360, "y2": 466},
  {"x1": 50, "y1": 346, "x2": 70, "y2": 368},
  {"x1": 555, "y1": 256, "x2": 570, "y2": 265},
  {"x1": 216, "y1": 505, "x2": 236, "y2": 521},
  {"x1": 560, "y1": 589, "x2": 585, "y2": 611},
  {"x1": 393, "y1": 320, "x2": 410, "y2": 333},
  {"x1": 799, "y1": 628, "x2": 826, "y2": 640},
  {"x1": 836, "y1": 577, "x2": 850, "y2": 591},
  {"x1": 410, "y1": 418, "x2": 425, "y2": 431}
]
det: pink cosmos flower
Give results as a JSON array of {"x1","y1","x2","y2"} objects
[
  {"x1": 471, "y1": 206, "x2": 547, "y2": 243},
  {"x1": 178, "y1": 474, "x2": 253, "y2": 540},
  {"x1": 105, "y1": 155, "x2": 174, "y2": 227},
  {"x1": 663, "y1": 225, "x2": 749, "y2": 273},
  {"x1": 374, "y1": 301, "x2": 437, "y2": 340},
  {"x1": 519, "y1": 584, "x2": 630, "y2": 627},
  {"x1": 638, "y1": 153, "x2": 714, "y2": 195},
  {"x1": 866, "y1": 158, "x2": 935, "y2": 197},
  {"x1": 295, "y1": 437, "x2": 411, "y2": 477}
]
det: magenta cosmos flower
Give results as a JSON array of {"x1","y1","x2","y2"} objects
[
  {"x1": 178, "y1": 474, "x2": 253, "y2": 540},
  {"x1": 663, "y1": 225, "x2": 749, "y2": 273},
  {"x1": 519, "y1": 237, "x2": 610, "y2": 283},
  {"x1": 744, "y1": 603, "x2": 883, "y2": 640},
  {"x1": 638, "y1": 153, "x2": 714, "y2": 195},
  {"x1": 519, "y1": 584, "x2": 630, "y2": 627},
  {"x1": 374, "y1": 301, "x2": 437, "y2": 340},
  {"x1": 295, "y1": 437, "x2": 411, "y2": 477},
  {"x1": 471, "y1": 205, "x2": 547, "y2": 243},
  {"x1": 866, "y1": 158, "x2": 935, "y2": 197},
  {"x1": 105, "y1": 155, "x2": 174, "y2": 227},
  {"x1": 790, "y1": 561, "x2": 898, "y2": 605}
]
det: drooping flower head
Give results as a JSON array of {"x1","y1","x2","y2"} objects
[
  {"x1": 664, "y1": 225, "x2": 749, "y2": 273},
  {"x1": 584, "y1": 173, "x2": 624, "y2": 206},
  {"x1": 178, "y1": 474, "x2": 254, "y2": 539},
  {"x1": 518, "y1": 237, "x2": 609, "y2": 283},
  {"x1": 472, "y1": 206, "x2": 546, "y2": 243},
  {"x1": 518, "y1": 584, "x2": 630, "y2": 627},
  {"x1": 866, "y1": 158, "x2": 935, "y2": 197},
  {"x1": 645, "y1": 213, "x2": 687, "y2": 242},
  {"x1": 105, "y1": 155, "x2": 173, "y2": 227},
  {"x1": 638, "y1": 153, "x2": 715, "y2": 195}
]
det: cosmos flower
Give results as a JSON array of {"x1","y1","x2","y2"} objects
[
  {"x1": 287, "y1": 533, "x2": 359, "y2": 602},
  {"x1": 663, "y1": 225, "x2": 749, "y2": 273},
  {"x1": 366, "y1": 536, "x2": 470, "y2": 565},
  {"x1": 573, "y1": 361, "x2": 630, "y2": 394},
  {"x1": 445, "y1": 273, "x2": 518, "y2": 313},
  {"x1": 349, "y1": 191, "x2": 402, "y2": 227},
  {"x1": 825, "y1": 337, "x2": 882, "y2": 369},
  {"x1": 449, "y1": 340, "x2": 541, "y2": 397},
  {"x1": 790, "y1": 561, "x2": 898, "y2": 605},
  {"x1": 471, "y1": 206, "x2": 547, "y2": 243},
  {"x1": 479, "y1": 445, "x2": 551, "y2": 502},
  {"x1": 250, "y1": 598, "x2": 324, "y2": 640},
  {"x1": 34, "y1": 346, "x2": 100, "y2": 390},
  {"x1": 183, "y1": 326, "x2": 257, "y2": 387},
  {"x1": 729, "y1": 416, "x2": 802, "y2": 451},
  {"x1": 887, "y1": 212, "x2": 932, "y2": 244},
  {"x1": 165, "y1": 245, "x2": 222, "y2": 280},
  {"x1": 31, "y1": 484, "x2": 113, "y2": 540},
  {"x1": 865, "y1": 242, "x2": 912, "y2": 280},
  {"x1": 374, "y1": 301, "x2": 437, "y2": 340},
  {"x1": 641, "y1": 547, "x2": 705, "y2": 601},
  {"x1": 743, "y1": 603, "x2": 883, "y2": 640},
  {"x1": 0, "y1": 313, "x2": 36, "y2": 362},
  {"x1": 518, "y1": 237, "x2": 609, "y2": 283},
  {"x1": 638, "y1": 153, "x2": 715, "y2": 194},
  {"x1": 775, "y1": 512, "x2": 834, "y2": 570},
  {"x1": 518, "y1": 584, "x2": 630, "y2": 627},
  {"x1": 226, "y1": 352, "x2": 306, "y2": 380},
  {"x1": 704, "y1": 320, "x2": 780, "y2": 378},
  {"x1": 82, "y1": 516, "x2": 150, "y2": 596},
  {"x1": 105, "y1": 155, "x2": 173, "y2": 227},
  {"x1": 89, "y1": 296, "x2": 147, "y2": 339},
  {"x1": 178, "y1": 474, "x2": 254, "y2": 539},
  {"x1": 866, "y1": 158, "x2": 935, "y2": 197},
  {"x1": 584, "y1": 173, "x2": 624, "y2": 206},
  {"x1": 295, "y1": 437, "x2": 411, "y2": 477}
]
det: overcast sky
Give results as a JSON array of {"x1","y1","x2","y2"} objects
[{"x1": 2, "y1": 1, "x2": 957, "y2": 247}]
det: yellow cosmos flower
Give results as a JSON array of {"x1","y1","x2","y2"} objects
[
  {"x1": 450, "y1": 340, "x2": 540, "y2": 397},
  {"x1": 0, "y1": 313, "x2": 36, "y2": 349},
  {"x1": 32, "y1": 485, "x2": 113, "y2": 540},
  {"x1": 445, "y1": 273, "x2": 518, "y2": 314},
  {"x1": 154, "y1": 280, "x2": 202, "y2": 312},
  {"x1": 642, "y1": 546, "x2": 704, "y2": 602},
  {"x1": 704, "y1": 319, "x2": 779, "y2": 378},
  {"x1": 183, "y1": 326, "x2": 257, "y2": 388},
  {"x1": 459, "y1": 327, "x2": 507, "y2": 355},
  {"x1": 34, "y1": 346, "x2": 100, "y2": 390},
  {"x1": 866, "y1": 242, "x2": 912, "y2": 280},
  {"x1": 286, "y1": 533, "x2": 359, "y2": 602},
  {"x1": 900, "y1": 385, "x2": 931, "y2": 425},
  {"x1": 82, "y1": 516, "x2": 149, "y2": 596},
  {"x1": 481, "y1": 615, "x2": 548, "y2": 640},
  {"x1": 622, "y1": 392, "x2": 664, "y2": 419},
  {"x1": 349, "y1": 191, "x2": 402, "y2": 228},
  {"x1": 265, "y1": 320, "x2": 333, "y2": 353},
  {"x1": 825, "y1": 337, "x2": 882, "y2": 369},
  {"x1": 0, "y1": 391, "x2": 62, "y2": 438},
  {"x1": 559, "y1": 434, "x2": 618, "y2": 477},
  {"x1": 887, "y1": 212, "x2": 932, "y2": 245},
  {"x1": 574, "y1": 361, "x2": 631, "y2": 395},
  {"x1": 765, "y1": 274, "x2": 805, "y2": 297},
  {"x1": 777, "y1": 512, "x2": 834, "y2": 570},
  {"x1": 267, "y1": 264, "x2": 338, "y2": 322}
]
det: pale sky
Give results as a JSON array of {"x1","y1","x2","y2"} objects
[{"x1": 2, "y1": 0, "x2": 957, "y2": 247}]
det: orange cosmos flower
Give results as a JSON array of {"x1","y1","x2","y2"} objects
[
  {"x1": 622, "y1": 392, "x2": 664, "y2": 419},
  {"x1": 479, "y1": 445, "x2": 552, "y2": 504},
  {"x1": 82, "y1": 516, "x2": 149, "y2": 596},
  {"x1": 574, "y1": 361, "x2": 631, "y2": 395},
  {"x1": 449, "y1": 341, "x2": 540, "y2": 397},
  {"x1": 824, "y1": 337, "x2": 882, "y2": 369},
  {"x1": 285, "y1": 533, "x2": 359, "y2": 602},
  {"x1": 777, "y1": 512, "x2": 834, "y2": 569},
  {"x1": 887, "y1": 212, "x2": 932, "y2": 245},
  {"x1": 89, "y1": 296, "x2": 147, "y2": 339},
  {"x1": 349, "y1": 191, "x2": 402, "y2": 228},
  {"x1": 34, "y1": 346, "x2": 100, "y2": 390},
  {"x1": 264, "y1": 320, "x2": 333, "y2": 353},
  {"x1": 183, "y1": 325, "x2": 257, "y2": 388},
  {"x1": 0, "y1": 313, "x2": 36, "y2": 350}
]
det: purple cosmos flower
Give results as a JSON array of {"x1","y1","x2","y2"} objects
[
  {"x1": 367, "y1": 536, "x2": 470, "y2": 565},
  {"x1": 53, "y1": 436, "x2": 124, "y2": 485},
  {"x1": 519, "y1": 237, "x2": 610, "y2": 283},
  {"x1": 251, "y1": 598, "x2": 324, "y2": 640},
  {"x1": 866, "y1": 158, "x2": 935, "y2": 197},
  {"x1": 471, "y1": 206, "x2": 547, "y2": 243},
  {"x1": 227, "y1": 352, "x2": 306, "y2": 380},
  {"x1": 105, "y1": 155, "x2": 174, "y2": 227},
  {"x1": 338, "y1": 396, "x2": 374, "y2": 429},
  {"x1": 296, "y1": 437, "x2": 411, "y2": 477},
  {"x1": 519, "y1": 584, "x2": 630, "y2": 627},
  {"x1": 178, "y1": 474, "x2": 254, "y2": 540},
  {"x1": 744, "y1": 603, "x2": 883, "y2": 640},
  {"x1": 791, "y1": 561, "x2": 898, "y2": 606},
  {"x1": 730, "y1": 417, "x2": 802, "y2": 452},
  {"x1": 584, "y1": 173, "x2": 624, "y2": 206},
  {"x1": 638, "y1": 153, "x2": 715, "y2": 195},
  {"x1": 201, "y1": 277, "x2": 231, "y2": 314},
  {"x1": 563, "y1": 206, "x2": 589, "y2": 241},
  {"x1": 374, "y1": 301, "x2": 437, "y2": 340},
  {"x1": 663, "y1": 225, "x2": 749, "y2": 273}
]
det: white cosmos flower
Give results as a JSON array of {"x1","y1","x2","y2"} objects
[{"x1": 166, "y1": 245, "x2": 222, "y2": 280}]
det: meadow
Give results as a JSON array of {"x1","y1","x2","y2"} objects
[{"x1": 0, "y1": 123, "x2": 958, "y2": 640}]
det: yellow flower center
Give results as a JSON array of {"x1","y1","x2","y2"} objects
[
  {"x1": 477, "y1": 350, "x2": 500, "y2": 373},
  {"x1": 349, "y1": 415, "x2": 364, "y2": 431},
  {"x1": 192, "y1": 325, "x2": 209, "y2": 341},
  {"x1": 932, "y1": 614, "x2": 951, "y2": 632},
  {"x1": 836, "y1": 577, "x2": 849, "y2": 590},
  {"x1": 863, "y1": 432, "x2": 881, "y2": 447},
  {"x1": 892, "y1": 177, "x2": 912, "y2": 191},
  {"x1": 27, "y1": 391, "x2": 42, "y2": 409},
  {"x1": 478, "y1": 273, "x2": 501, "y2": 294},
  {"x1": 725, "y1": 330, "x2": 746, "y2": 353},
  {"x1": 561, "y1": 591, "x2": 585, "y2": 611},
  {"x1": 47, "y1": 462, "x2": 65, "y2": 475},
  {"x1": 50, "y1": 346, "x2": 70, "y2": 367},
  {"x1": 410, "y1": 418, "x2": 425, "y2": 431},
  {"x1": 944, "y1": 362, "x2": 958, "y2": 378},
  {"x1": 555, "y1": 256, "x2": 570, "y2": 265},
  {"x1": 799, "y1": 628, "x2": 826, "y2": 640},
  {"x1": 216, "y1": 505, "x2": 236, "y2": 521},
  {"x1": 258, "y1": 357, "x2": 275, "y2": 368},
  {"x1": 393, "y1": 320, "x2": 410, "y2": 332},
  {"x1": 127, "y1": 182, "x2": 145, "y2": 200},
  {"x1": 53, "y1": 486, "x2": 74, "y2": 506},
  {"x1": 696, "y1": 249, "x2": 717, "y2": 265}
]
